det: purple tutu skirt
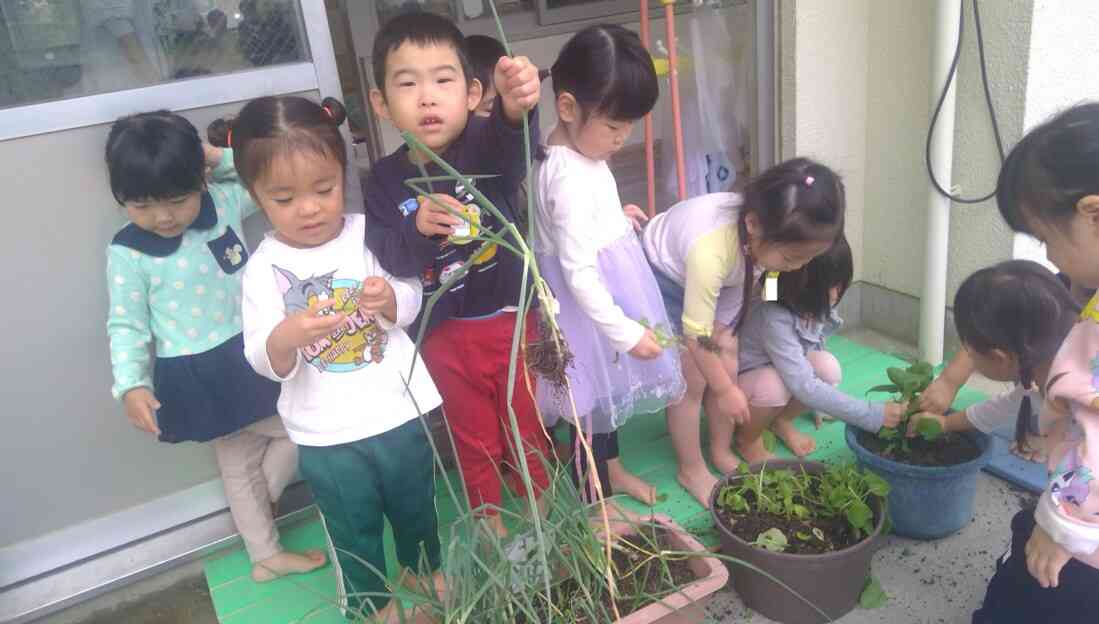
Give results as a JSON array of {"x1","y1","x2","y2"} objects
[{"x1": 536, "y1": 233, "x2": 685, "y2": 434}]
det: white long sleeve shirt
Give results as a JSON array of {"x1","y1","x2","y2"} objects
[
  {"x1": 533, "y1": 145, "x2": 644, "y2": 352},
  {"x1": 242, "y1": 215, "x2": 441, "y2": 446}
]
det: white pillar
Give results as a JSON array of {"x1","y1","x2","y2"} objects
[{"x1": 920, "y1": 0, "x2": 962, "y2": 366}]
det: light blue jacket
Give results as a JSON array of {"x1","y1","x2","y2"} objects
[
  {"x1": 106, "y1": 150, "x2": 257, "y2": 399},
  {"x1": 738, "y1": 302, "x2": 884, "y2": 432}
]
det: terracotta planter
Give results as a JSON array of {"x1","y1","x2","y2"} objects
[
  {"x1": 709, "y1": 460, "x2": 886, "y2": 624},
  {"x1": 614, "y1": 514, "x2": 729, "y2": 624}
]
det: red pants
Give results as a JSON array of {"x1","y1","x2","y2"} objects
[{"x1": 422, "y1": 311, "x2": 550, "y2": 512}]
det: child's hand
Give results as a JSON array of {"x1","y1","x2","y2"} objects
[
  {"x1": 357, "y1": 277, "x2": 397, "y2": 322},
  {"x1": 622, "y1": 204, "x2": 649, "y2": 233},
  {"x1": 716, "y1": 385, "x2": 751, "y2": 425},
  {"x1": 880, "y1": 402, "x2": 906, "y2": 429},
  {"x1": 904, "y1": 411, "x2": 943, "y2": 437},
  {"x1": 1025, "y1": 524, "x2": 1073, "y2": 588},
  {"x1": 495, "y1": 55, "x2": 541, "y2": 121},
  {"x1": 919, "y1": 376, "x2": 959, "y2": 414},
  {"x1": 278, "y1": 299, "x2": 347, "y2": 349},
  {"x1": 629, "y1": 329, "x2": 663, "y2": 360},
  {"x1": 123, "y1": 387, "x2": 161, "y2": 436},
  {"x1": 1010, "y1": 437, "x2": 1048, "y2": 464},
  {"x1": 415, "y1": 194, "x2": 463, "y2": 238},
  {"x1": 203, "y1": 144, "x2": 223, "y2": 178}
]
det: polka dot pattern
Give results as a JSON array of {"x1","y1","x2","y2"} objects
[{"x1": 108, "y1": 184, "x2": 250, "y2": 400}]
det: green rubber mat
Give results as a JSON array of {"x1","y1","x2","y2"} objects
[{"x1": 201, "y1": 335, "x2": 985, "y2": 623}]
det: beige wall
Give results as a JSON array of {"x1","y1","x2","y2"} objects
[
  {"x1": 789, "y1": 1, "x2": 1036, "y2": 311},
  {"x1": 944, "y1": 0, "x2": 1033, "y2": 298},
  {"x1": 1014, "y1": 0, "x2": 1099, "y2": 265},
  {"x1": 791, "y1": 0, "x2": 870, "y2": 282}
]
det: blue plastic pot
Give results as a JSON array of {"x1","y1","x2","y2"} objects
[{"x1": 845, "y1": 425, "x2": 994, "y2": 539}]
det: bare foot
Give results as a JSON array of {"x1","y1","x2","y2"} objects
[
  {"x1": 772, "y1": 418, "x2": 817, "y2": 457},
  {"x1": 251, "y1": 549, "x2": 327, "y2": 583},
  {"x1": 607, "y1": 458, "x2": 657, "y2": 506},
  {"x1": 484, "y1": 514, "x2": 509, "y2": 539},
  {"x1": 589, "y1": 500, "x2": 649, "y2": 540},
  {"x1": 710, "y1": 447, "x2": 742, "y2": 476},
  {"x1": 736, "y1": 436, "x2": 776, "y2": 466},
  {"x1": 676, "y1": 465, "x2": 719, "y2": 508}
]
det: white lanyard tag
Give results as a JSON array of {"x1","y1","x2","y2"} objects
[{"x1": 764, "y1": 271, "x2": 780, "y2": 302}]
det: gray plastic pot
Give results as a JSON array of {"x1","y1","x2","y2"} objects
[{"x1": 709, "y1": 460, "x2": 886, "y2": 624}]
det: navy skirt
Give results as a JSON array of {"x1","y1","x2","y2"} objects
[{"x1": 153, "y1": 333, "x2": 281, "y2": 443}]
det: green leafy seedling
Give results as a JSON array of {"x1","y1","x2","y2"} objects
[
  {"x1": 867, "y1": 360, "x2": 939, "y2": 458},
  {"x1": 859, "y1": 576, "x2": 889, "y2": 609},
  {"x1": 915, "y1": 416, "x2": 944, "y2": 441},
  {"x1": 753, "y1": 527, "x2": 788, "y2": 552}
]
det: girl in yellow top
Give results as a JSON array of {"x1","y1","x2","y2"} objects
[{"x1": 642, "y1": 158, "x2": 846, "y2": 506}]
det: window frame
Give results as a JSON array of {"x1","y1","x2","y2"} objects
[{"x1": 0, "y1": 0, "x2": 340, "y2": 142}]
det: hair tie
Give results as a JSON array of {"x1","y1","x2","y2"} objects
[
  {"x1": 805, "y1": 175, "x2": 815, "y2": 187},
  {"x1": 322, "y1": 104, "x2": 334, "y2": 120}
]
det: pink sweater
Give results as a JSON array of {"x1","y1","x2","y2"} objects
[{"x1": 1039, "y1": 293, "x2": 1099, "y2": 571}]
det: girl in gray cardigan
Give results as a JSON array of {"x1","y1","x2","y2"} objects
[{"x1": 736, "y1": 236, "x2": 903, "y2": 460}]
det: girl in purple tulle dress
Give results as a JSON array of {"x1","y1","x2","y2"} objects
[{"x1": 533, "y1": 25, "x2": 685, "y2": 512}]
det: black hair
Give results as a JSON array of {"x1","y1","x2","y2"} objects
[
  {"x1": 997, "y1": 102, "x2": 1099, "y2": 233},
  {"x1": 733, "y1": 157, "x2": 846, "y2": 331},
  {"x1": 549, "y1": 24, "x2": 658, "y2": 122},
  {"x1": 954, "y1": 260, "x2": 1079, "y2": 453},
  {"x1": 206, "y1": 96, "x2": 347, "y2": 191},
  {"x1": 466, "y1": 34, "x2": 507, "y2": 95},
  {"x1": 371, "y1": 12, "x2": 473, "y2": 96},
  {"x1": 105, "y1": 110, "x2": 205, "y2": 204},
  {"x1": 777, "y1": 233, "x2": 853, "y2": 322}
]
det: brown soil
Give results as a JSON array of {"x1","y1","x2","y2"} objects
[
  {"x1": 715, "y1": 494, "x2": 871, "y2": 555},
  {"x1": 516, "y1": 527, "x2": 697, "y2": 623},
  {"x1": 856, "y1": 429, "x2": 981, "y2": 467}
]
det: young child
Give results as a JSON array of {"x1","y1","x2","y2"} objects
[
  {"x1": 533, "y1": 24, "x2": 685, "y2": 510},
  {"x1": 907, "y1": 261, "x2": 1073, "y2": 467},
  {"x1": 641, "y1": 159, "x2": 845, "y2": 506},
  {"x1": 466, "y1": 34, "x2": 508, "y2": 118},
  {"x1": 363, "y1": 12, "x2": 546, "y2": 537},
  {"x1": 970, "y1": 101, "x2": 1099, "y2": 621},
  {"x1": 736, "y1": 235, "x2": 903, "y2": 458},
  {"x1": 104, "y1": 111, "x2": 325, "y2": 583},
  {"x1": 233, "y1": 96, "x2": 443, "y2": 620}
]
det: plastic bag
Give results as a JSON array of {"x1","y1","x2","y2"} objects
[{"x1": 655, "y1": 0, "x2": 752, "y2": 201}]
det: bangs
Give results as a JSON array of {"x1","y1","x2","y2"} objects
[
  {"x1": 597, "y1": 48, "x2": 659, "y2": 121},
  {"x1": 238, "y1": 128, "x2": 344, "y2": 188},
  {"x1": 107, "y1": 114, "x2": 204, "y2": 203}
]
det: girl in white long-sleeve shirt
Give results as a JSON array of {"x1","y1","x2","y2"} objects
[{"x1": 533, "y1": 25, "x2": 685, "y2": 509}]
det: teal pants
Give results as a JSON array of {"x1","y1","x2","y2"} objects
[{"x1": 298, "y1": 418, "x2": 441, "y2": 616}]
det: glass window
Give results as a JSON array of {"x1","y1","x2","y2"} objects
[
  {"x1": 460, "y1": 0, "x2": 532, "y2": 19},
  {"x1": 376, "y1": 0, "x2": 453, "y2": 26},
  {"x1": 0, "y1": 0, "x2": 310, "y2": 110}
]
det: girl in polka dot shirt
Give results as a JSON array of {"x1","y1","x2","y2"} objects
[{"x1": 104, "y1": 111, "x2": 326, "y2": 582}]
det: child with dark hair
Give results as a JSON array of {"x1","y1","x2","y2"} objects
[
  {"x1": 465, "y1": 34, "x2": 508, "y2": 118},
  {"x1": 232, "y1": 95, "x2": 444, "y2": 620},
  {"x1": 103, "y1": 110, "x2": 325, "y2": 584},
  {"x1": 941, "y1": 262, "x2": 1086, "y2": 623},
  {"x1": 912, "y1": 262, "x2": 1081, "y2": 466},
  {"x1": 966, "y1": 102, "x2": 1099, "y2": 621},
  {"x1": 736, "y1": 235, "x2": 903, "y2": 458},
  {"x1": 362, "y1": 11, "x2": 546, "y2": 538},
  {"x1": 642, "y1": 158, "x2": 846, "y2": 505},
  {"x1": 533, "y1": 24, "x2": 683, "y2": 514}
]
